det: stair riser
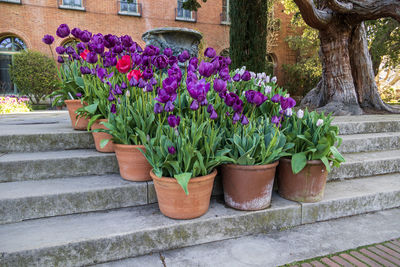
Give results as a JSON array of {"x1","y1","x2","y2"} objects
[
  {"x1": 0, "y1": 133, "x2": 94, "y2": 153},
  {"x1": 0, "y1": 185, "x2": 148, "y2": 225},
  {"x1": 339, "y1": 135, "x2": 400, "y2": 153},
  {"x1": 335, "y1": 121, "x2": 400, "y2": 135},
  {"x1": 328, "y1": 158, "x2": 400, "y2": 180},
  {"x1": 1, "y1": 202, "x2": 301, "y2": 267},
  {"x1": 0, "y1": 156, "x2": 118, "y2": 183}
]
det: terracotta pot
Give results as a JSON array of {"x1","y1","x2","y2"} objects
[
  {"x1": 277, "y1": 158, "x2": 327, "y2": 202},
  {"x1": 150, "y1": 169, "x2": 217, "y2": 219},
  {"x1": 65, "y1": 99, "x2": 89, "y2": 131},
  {"x1": 114, "y1": 144, "x2": 151, "y2": 181},
  {"x1": 221, "y1": 162, "x2": 278, "y2": 211},
  {"x1": 91, "y1": 119, "x2": 114, "y2": 153}
]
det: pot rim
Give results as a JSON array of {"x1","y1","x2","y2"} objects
[
  {"x1": 280, "y1": 157, "x2": 323, "y2": 165},
  {"x1": 150, "y1": 169, "x2": 217, "y2": 184},
  {"x1": 114, "y1": 143, "x2": 145, "y2": 149},
  {"x1": 64, "y1": 99, "x2": 81, "y2": 104},
  {"x1": 222, "y1": 161, "x2": 279, "y2": 170}
]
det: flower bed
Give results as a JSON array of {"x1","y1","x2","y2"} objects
[{"x1": 0, "y1": 96, "x2": 30, "y2": 114}]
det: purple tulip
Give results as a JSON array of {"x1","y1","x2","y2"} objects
[
  {"x1": 190, "y1": 100, "x2": 199, "y2": 110},
  {"x1": 233, "y1": 73, "x2": 241, "y2": 82},
  {"x1": 66, "y1": 46, "x2": 75, "y2": 55},
  {"x1": 130, "y1": 77, "x2": 139, "y2": 87},
  {"x1": 245, "y1": 90, "x2": 267, "y2": 107},
  {"x1": 199, "y1": 61, "x2": 214, "y2": 77},
  {"x1": 168, "y1": 146, "x2": 176, "y2": 155},
  {"x1": 79, "y1": 30, "x2": 92, "y2": 42},
  {"x1": 76, "y1": 42, "x2": 86, "y2": 53},
  {"x1": 108, "y1": 91, "x2": 116, "y2": 102},
  {"x1": 94, "y1": 43, "x2": 105, "y2": 54},
  {"x1": 76, "y1": 93, "x2": 82, "y2": 98},
  {"x1": 56, "y1": 24, "x2": 70, "y2": 38},
  {"x1": 56, "y1": 46, "x2": 66, "y2": 54},
  {"x1": 271, "y1": 94, "x2": 280, "y2": 103},
  {"x1": 224, "y1": 57, "x2": 232, "y2": 65},
  {"x1": 121, "y1": 35, "x2": 133, "y2": 48},
  {"x1": 168, "y1": 65, "x2": 183, "y2": 82},
  {"x1": 213, "y1": 78, "x2": 226, "y2": 93},
  {"x1": 241, "y1": 115, "x2": 249, "y2": 125},
  {"x1": 121, "y1": 82, "x2": 127, "y2": 90},
  {"x1": 233, "y1": 98, "x2": 243, "y2": 112},
  {"x1": 154, "y1": 102, "x2": 163, "y2": 114},
  {"x1": 80, "y1": 66, "x2": 91, "y2": 75},
  {"x1": 189, "y1": 57, "x2": 198, "y2": 68},
  {"x1": 71, "y1": 28, "x2": 82, "y2": 39},
  {"x1": 241, "y1": 71, "x2": 251, "y2": 81},
  {"x1": 138, "y1": 78, "x2": 147, "y2": 88},
  {"x1": 168, "y1": 56, "x2": 178, "y2": 66},
  {"x1": 42, "y1": 34, "x2": 54, "y2": 45},
  {"x1": 186, "y1": 71, "x2": 198, "y2": 85},
  {"x1": 210, "y1": 109, "x2": 218, "y2": 120},
  {"x1": 165, "y1": 101, "x2": 175, "y2": 112},
  {"x1": 142, "y1": 68, "x2": 153, "y2": 80},
  {"x1": 204, "y1": 47, "x2": 216, "y2": 58},
  {"x1": 233, "y1": 112, "x2": 241, "y2": 124},
  {"x1": 57, "y1": 56, "x2": 64, "y2": 63},
  {"x1": 112, "y1": 45, "x2": 123, "y2": 54},
  {"x1": 144, "y1": 45, "x2": 159, "y2": 56},
  {"x1": 110, "y1": 104, "x2": 116, "y2": 114},
  {"x1": 167, "y1": 115, "x2": 180, "y2": 128},
  {"x1": 104, "y1": 34, "x2": 118, "y2": 48},
  {"x1": 280, "y1": 96, "x2": 296, "y2": 110},
  {"x1": 114, "y1": 84, "x2": 123, "y2": 95},
  {"x1": 219, "y1": 67, "x2": 230, "y2": 81},
  {"x1": 86, "y1": 51, "x2": 98, "y2": 64},
  {"x1": 154, "y1": 55, "x2": 169, "y2": 69},
  {"x1": 225, "y1": 92, "x2": 238, "y2": 107},
  {"x1": 164, "y1": 48, "x2": 173, "y2": 57},
  {"x1": 271, "y1": 116, "x2": 281, "y2": 127},
  {"x1": 162, "y1": 77, "x2": 178, "y2": 94},
  {"x1": 178, "y1": 50, "x2": 190, "y2": 63}
]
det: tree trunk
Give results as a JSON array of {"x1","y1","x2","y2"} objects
[{"x1": 301, "y1": 21, "x2": 400, "y2": 115}]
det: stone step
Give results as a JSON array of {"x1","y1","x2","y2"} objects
[
  {"x1": 1, "y1": 174, "x2": 399, "y2": 266},
  {"x1": 339, "y1": 132, "x2": 400, "y2": 153},
  {"x1": 333, "y1": 114, "x2": 400, "y2": 135},
  {"x1": 0, "y1": 175, "x2": 151, "y2": 224},
  {"x1": 0, "y1": 149, "x2": 118, "y2": 183},
  {"x1": 0, "y1": 123, "x2": 94, "y2": 153},
  {"x1": 98, "y1": 209, "x2": 400, "y2": 267},
  {"x1": 328, "y1": 149, "x2": 400, "y2": 180}
]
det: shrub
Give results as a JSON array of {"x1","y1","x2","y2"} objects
[{"x1": 9, "y1": 50, "x2": 60, "y2": 104}]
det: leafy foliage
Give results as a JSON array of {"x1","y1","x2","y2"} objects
[
  {"x1": 229, "y1": 0, "x2": 268, "y2": 73},
  {"x1": 140, "y1": 120, "x2": 232, "y2": 195},
  {"x1": 224, "y1": 119, "x2": 293, "y2": 165},
  {"x1": 9, "y1": 50, "x2": 60, "y2": 104},
  {"x1": 281, "y1": 109, "x2": 345, "y2": 174}
]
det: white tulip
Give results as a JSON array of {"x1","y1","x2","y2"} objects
[
  {"x1": 316, "y1": 119, "x2": 324, "y2": 127},
  {"x1": 264, "y1": 85, "x2": 272, "y2": 94},
  {"x1": 271, "y1": 76, "x2": 277, "y2": 83},
  {"x1": 297, "y1": 109, "x2": 304, "y2": 118}
]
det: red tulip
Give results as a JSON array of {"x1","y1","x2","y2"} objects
[
  {"x1": 127, "y1": 69, "x2": 142, "y2": 81},
  {"x1": 116, "y1": 55, "x2": 132, "y2": 73},
  {"x1": 80, "y1": 49, "x2": 89, "y2": 61}
]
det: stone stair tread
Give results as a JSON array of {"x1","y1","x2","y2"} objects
[
  {"x1": 0, "y1": 149, "x2": 110, "y2": 162},
  {"x1": 0, "y1": 122, "x2": 81, "y2": 136},
  {"x1": 340, "y1": 131, "x2": 400, "y2": 140},
  {"x1": 0, "y1": 174, "x2": 140, "y2": 200},
  {"x1": 340, "y1": 149, "x2": 400, "y2": 162},
  {"x1": 1, "y1": 173, "x2": 400, "y2": 265},
  {"x1": 332, "y1": 114, "x2": 400, "y2": 123}
]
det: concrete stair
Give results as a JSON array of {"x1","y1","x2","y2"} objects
[{"x1": 0, "y1": 111, "x2": 399, "y2": 266}]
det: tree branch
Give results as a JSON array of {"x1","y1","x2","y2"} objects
[
  {"x1": 293, "y1": 0, "x2": 333, "y2": 30},
  {"x1": 327, "y1": 0, "x2": 353, "y2": 13},
  {"x1": 347, "y1": 0, "x2": 400, "y2": 23}
]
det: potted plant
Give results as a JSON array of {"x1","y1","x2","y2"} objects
[
  {"x1": 278, "y1": 109, "x2": 345, "y2": 202},
  {"x1": 222, "y1": 119, "x2": 292, "y2": 210}
]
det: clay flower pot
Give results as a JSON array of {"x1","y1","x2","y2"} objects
[
  {"x1": 221, "y1": 162, "x2": 278, "y2": 211},
  {"x1": 150, "y1": 169, "x2": 217, "y2": 219},
  {"x1": 277, "y1": 158, "x2": 328, "y2": 203},
  {"x1": 65, "y1": 99, "x2": 89, "y2": 131},
  {"x1": 91, "y1": 119, "x2": 114, "y2": 153},
  {"x1": 114, "y1": 144, "x2": 152, "y2": 181}
]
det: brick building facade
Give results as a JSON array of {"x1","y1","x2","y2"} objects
[{"x1": 0, "y1": 0, "x2": 296, "y2": 94}]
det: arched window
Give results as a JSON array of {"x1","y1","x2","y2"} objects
[{"x1": 0, "y1": 36, "x2": 27, "y2": 94}]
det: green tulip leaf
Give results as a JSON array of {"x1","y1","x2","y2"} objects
[
  {"x1": 291, "y1": 152, "x2": 307, "y2": 174},
  {"x1": 100, "y1": 139, "x2": 109, "y2": 149},
  {"x1": 174, "y1": 172, "x2": 192, "y2": 195}
]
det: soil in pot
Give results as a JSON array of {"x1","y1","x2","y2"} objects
[
  {"x1": 150, "y1": 169, "x2": 217, "y2": 219},
  {"x1": 65, "y1": 99, "x2": 89, "y2": 131},
  {"x1": 221, "y1": 162, "x2": 278, "y2": 211},
  {"x1": 277, "y1": 158, "x2": 327, "y2": 202},
  {"x1": 114, "y1": 144, "x2": 152, "y2": 181},
  {"x1": 91, "y1": 119, "x2": 114, "y2": 153}
]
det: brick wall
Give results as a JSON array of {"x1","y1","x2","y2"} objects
[{"x1": 0, "y1": 0, "x2": 297, "y2": 84}]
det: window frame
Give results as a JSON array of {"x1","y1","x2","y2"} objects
[
  {"x1": 220, "y1": 0, "x2": 230, "y2": 25},
  {"x1": 58, "y1": 0, "x2": 85, "y2": 11},
  {"x1": 118, "y1": 0, "x2": 142, "y2": 17},
  {"x1": 175, "y1": 0, "x2": 197, "y2": 22},
  {"x1": 0, "y1": 0, "x2": 22, "y2": 4}
]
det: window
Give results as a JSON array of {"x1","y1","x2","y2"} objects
[
  {"x1": 0, "y1": 36, "x2": 27, "y2": 94},
  {"x1": 221, "y1": 0, "x2": 230, "y2": 24},
  {"x1": 0, "y1": 0, "x2": 22, "y2": 4},
  {"x1": 119, "y1": 0, "x2": 142, "y2": 16},
  {"x1": 176, "y1": 0, "x2": 196, "y2": 22},
  {"x1": 59, "y1": 0, "x2": 85, "y2": 11}
]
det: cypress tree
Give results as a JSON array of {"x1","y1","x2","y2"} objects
[{"x1": 229, "y1": 0, "x2": 268, "y2": 72}]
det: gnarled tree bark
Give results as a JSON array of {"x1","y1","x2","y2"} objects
[{"x1": 295, "y1": 0, "x2": 400, "y2": 115}]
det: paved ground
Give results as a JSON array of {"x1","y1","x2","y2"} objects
[
  {"x1": 286, "y1": 239, "x2": 400, "y2": 267},
  {"x1": 95, "y1": 208, "x2": 400, "y2": 267}
]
